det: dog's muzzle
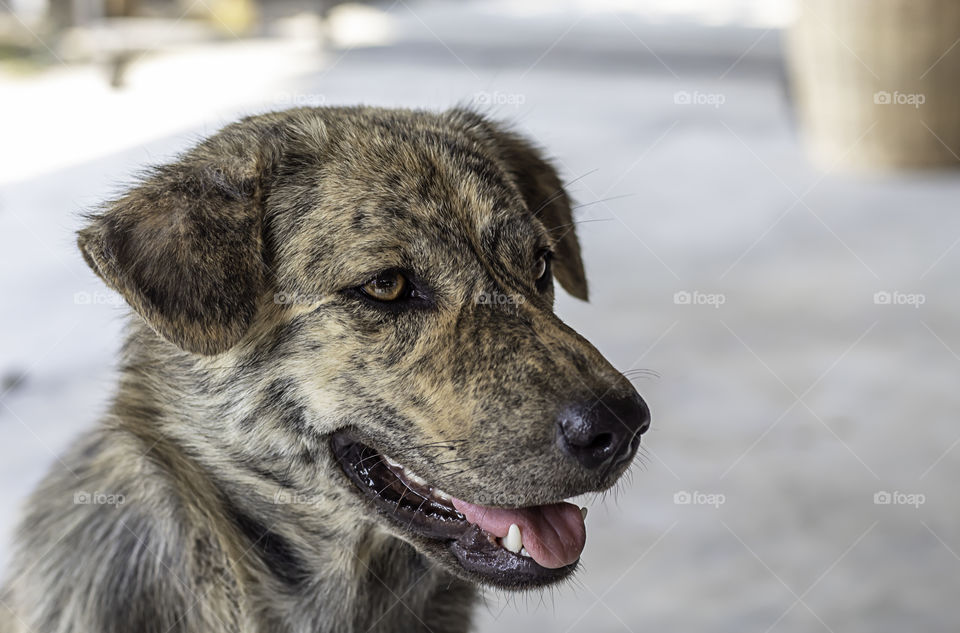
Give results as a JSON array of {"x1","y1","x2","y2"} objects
[{"x1": 329, "y1": 391, "x2": 650, "y2": 589}]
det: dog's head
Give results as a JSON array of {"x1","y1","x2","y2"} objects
[{"x1": 78, "y1": 107, "x2": 649, "y2": 589}]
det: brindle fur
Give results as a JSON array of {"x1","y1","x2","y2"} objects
[{"x1": 0, "y1": 107, "x2": 640, "y2": 633}]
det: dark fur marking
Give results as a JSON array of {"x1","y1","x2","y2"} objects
[
  {"x1": 224, "y1": 499, "x2": 312, "y2": 588},
  {"x1": 232, "y1": 452, "x2": 298, "y2": 489},
  {"x1": 95, "y1": 517, "x2": 188, "y2": 633},
  {"x1": 261, "y1": 377, "x2": 309, "y2": 435}
]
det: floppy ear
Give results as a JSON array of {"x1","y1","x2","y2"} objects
[
  {"x1": 495, "y1": 133, "x2": 588, "y2": 300},
  {"x1": 77, "y1": 123, "x2": 274, "y2": 355},
  {"x1": 451, "y1": 111, "x2": 588, "y2": 300}
]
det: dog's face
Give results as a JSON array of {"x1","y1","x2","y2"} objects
[{"x1": 77, "y1": 107, "x2": 649, "y2": 589}]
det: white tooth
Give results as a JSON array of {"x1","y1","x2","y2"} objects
[
  {"x1": 519, "y1": 547, "x2": 531, "y2": 558},
  {"x1": 382, "y1": 455, "x2": 402, "y2": 469},
  {"x1": 406, "y1": 471, "x2": 429, "y2": 488},
  {"x1": 580, "y1": 506, "x2": 588, "y2": 520},
  {"x1": 433, "y1": 488, "x2": 453, "y2": 502},
  {"x1": 382, "y1": 457, "x2": 443, "y2": 494},
  {"x1": 503, "y1": 523, "x2": 522, "y2": 554}
]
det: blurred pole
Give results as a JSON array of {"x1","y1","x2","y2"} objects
[
  {"x1": 48, "y1": 0, "x2": 76, "y2": 30},
  {"x1": 787, "y1": 0, "x2": 960, "y2": 169},
  {"x1": 176, "y1": 0, "x2": 257, "y2": 34},
  {"x1": 49, "y1": 0, "x2": 108, "y2": 29},
  {"x1": 104, "y1": 0, "x2": 137, "y2": 17}
]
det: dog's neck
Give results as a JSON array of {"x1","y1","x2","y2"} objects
[
  {"x1": 206, "y1": 470, "x2": 478, "y2": 633},
  {"x1": 107, "y1": 326, "x2": 478, "y2": 632}
]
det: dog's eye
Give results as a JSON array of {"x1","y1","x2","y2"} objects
[
  {"x1": 360, "y1": 271, "x2": 409, "y2": 302},
  {"x1": 534, "y1": 251, "x2": 552, "y2": 289}
]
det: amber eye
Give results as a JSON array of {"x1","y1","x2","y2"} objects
[{"x1": 361, "y1": 271, "x2": 408, "y2": 302}]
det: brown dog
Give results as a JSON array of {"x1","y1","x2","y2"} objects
[{"x1": 0, "y1": 107, "x2": 649, "y2": 633}]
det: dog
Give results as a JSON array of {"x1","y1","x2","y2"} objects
[{"x1": 0, "y1": 106, "x2": 650, "y2": 633}]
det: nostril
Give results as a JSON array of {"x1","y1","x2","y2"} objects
[{"x1": 586, "y1": 432, "x2": 613, "y2": 452}]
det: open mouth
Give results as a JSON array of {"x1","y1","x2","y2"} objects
[{"x1": 330, "y1": 432, "x2": 587, "y2": 588}]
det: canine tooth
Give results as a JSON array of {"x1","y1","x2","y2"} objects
[
  {"x1": 580, "y1": 506, "x2": 588, "y2": 520},
  {"x1": 433, "y1": 488, "x2": 452, "y2": 502},
  {"x1": 503, "y1": 523, "x2": 522, "y2": 554}
]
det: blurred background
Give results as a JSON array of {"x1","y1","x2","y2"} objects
[{"x1": 1, "y1": 0, "x2": 959, "y2": 631}]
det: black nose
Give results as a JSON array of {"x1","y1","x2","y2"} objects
[{"x1": 557, "y1": 393, "x2": 650, "y2": 470}]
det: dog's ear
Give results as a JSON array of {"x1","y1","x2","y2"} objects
[
  {"x1": 77, "y1": 124, "x2": 275, "y2": 355},
  {"x1": 451, "y1": 111, "x2": 588, "y2": 300},
  {"x1": 498, "y1": 135, "x2": 588, "y2": 300}
]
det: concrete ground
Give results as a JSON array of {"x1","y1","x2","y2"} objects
[{"x1": 1, "y1": 2, "x2": 958, "y2": 631}]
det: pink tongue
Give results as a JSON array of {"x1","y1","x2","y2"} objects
[{"x1": 451, "y1": 498, "x2": 586, "y2": 569}]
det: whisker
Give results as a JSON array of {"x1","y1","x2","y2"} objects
[
  {"x1": 547, "y1": 217, "x2": 615, "y2": 233},
  {"x1": 443, "y1": 461, "x2": 488, "y2": 479},
  {"x1": 406, "y1": 497, "x2": 430, "y2": 531},
  {"x1": 354, "y1": 447, "x2": 459, "y2": 469},
  {"x1": 529, "y1": 188, "x2": 567, "y2": 219},
  {"x1": 571, "y1": 193, "x2": 635, "y2": 210},
  {"x1": 529, "y1": 168, "x2": 599, "y2": 218},
  {"x1": 622, "y1": 368, "x2": 661, "y2": 378},
  {"x1": 433, "y1": 457, "x2": 471, "y2": 467},
  {"x1": 350, "y1": 439, "x2": 468, "y2": 468},
  {"x1": 621, "y1": 368, "x2": 661, "y2": 383},
  {"x1": 394, "y1": 486, "x2": 409, "y2": 513},
  {"x1": 398, "y1": 439, "x2": 468, "y2": 449}
]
